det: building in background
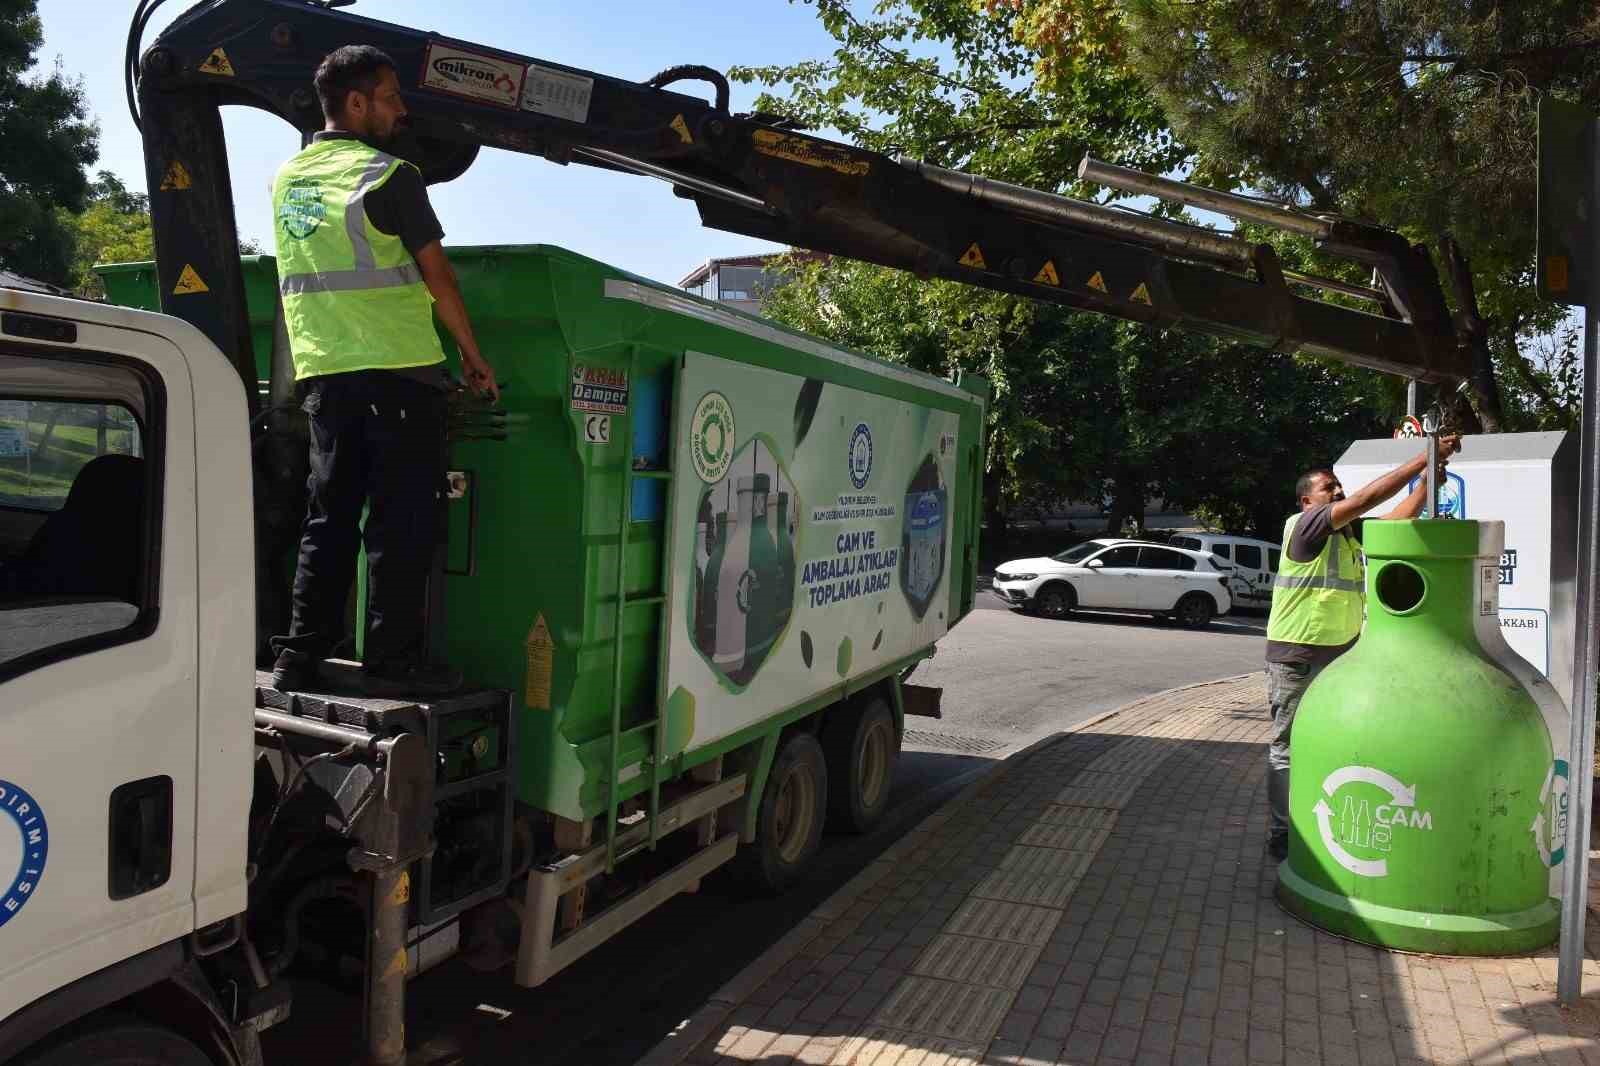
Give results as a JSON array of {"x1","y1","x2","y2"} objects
[{"x1": 677, "y1": 252, "x2": 824, "y2": 315}]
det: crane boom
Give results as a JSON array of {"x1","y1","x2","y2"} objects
[{"x1": 133, "y1": 0, "x2": 1472, "y2": 408}]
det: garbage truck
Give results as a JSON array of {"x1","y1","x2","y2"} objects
[{"x1": 0, "y1": 0, "x2": 1482, "y2": 1061}]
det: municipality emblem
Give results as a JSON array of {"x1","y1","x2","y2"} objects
[{"x1": 0, "y1": 779, "x2": 47, "y2": 929}]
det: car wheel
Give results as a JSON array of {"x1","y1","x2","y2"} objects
[
  {"x1": 1033, "y1": 583, "x2": 1074, "y2": 619},
  {"x1": 1175, "y1": 592, "x2": 1214, "y2": 629}
]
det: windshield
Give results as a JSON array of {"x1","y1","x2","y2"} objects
[{"x1": 1052, "y1": 542, "x2": 1102, "y2": 564}]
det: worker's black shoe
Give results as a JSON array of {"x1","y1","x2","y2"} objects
[
  {"x1": 270, "y1": 648, "x2": 319, "y2": 692},
  {"x1": 359, "y1": 659, "x2": 463, "y2": 698},
  {"x1": 1267, "y1": 835, "x2": 1288, "y2": 862}
]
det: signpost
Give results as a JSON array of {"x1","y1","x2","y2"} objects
[{"x1": 1537, "y1": 96, "x2": 1600, "y2": 1006}]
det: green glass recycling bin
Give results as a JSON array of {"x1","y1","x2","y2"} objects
[{"x1": 1276, "y1": 519, "x2": 1559, "y2": 954}]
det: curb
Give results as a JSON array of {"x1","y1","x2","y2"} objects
[{"x1": 633, "y1": 672, "x2": 1261, "y2": 1066}]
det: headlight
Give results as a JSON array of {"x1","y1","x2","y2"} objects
[{"x1": 1001, "y1": 572, "x2": 1037, "y2": 581}]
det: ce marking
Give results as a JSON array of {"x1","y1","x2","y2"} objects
[{"x1": 584, "y1": 414, "x2": 611, "y2": 444}]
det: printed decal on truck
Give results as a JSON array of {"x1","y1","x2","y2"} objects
[
  {"x1": 522, "y1": 63, "x2": 593, "y2": 123},
  {"x1": 570, "y1": 363, "x2": 629, "y2": 415},
  {"x1": 0, "y1": 779, "x2": 47, "y2": 928},
  {"x1": 420, "y1": 42, "x2": 525, "y2": 109},
  {"x1": 667, "y1": 352, "x2": 962, "y2": 745}
]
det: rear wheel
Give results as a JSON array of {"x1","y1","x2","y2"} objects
[
  {"x1": 1033, "y1": 583, "x2": 1075, "y2": 619},
  {"x1": 19, "y1": 1018, "x2": 212, "y2": 1066},
  {"x1": 1175, "y1": 592, "x2": 1215, "y2": 629},
  {"x1": 825, "y1": 696, "x2": 898, "y2": 834},
  {"x1": 735, "y1": 731, "x2": 828, "y2": 893}
]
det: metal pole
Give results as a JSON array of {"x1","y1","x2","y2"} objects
[
  {"x1": 1422, "y1": 409, "x2": 1440, "y2": 518},
  {"x1": 1077, "y1": 156, "x2": 1334, "y2": 240},
  {"x1": 1406, "y1": 379, "x2": 1418, "y2": 419},
  {"x1": 1558, "y1": 295, "x2": 1600, "y2": 1005},
  {"x1": 365, "y1": 865, "x2": 410, "y2": 1066}
]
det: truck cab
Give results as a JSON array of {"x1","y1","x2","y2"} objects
[{"x1": 0, "y1": 288, "x2": 255, "y2": 1064}]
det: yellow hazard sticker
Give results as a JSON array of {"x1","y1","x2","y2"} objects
[
  {"x1": 670, "y1": 114, "x2": 693, "y2": 145},
  {"x1": 750, "y1": 130, "x2": 871, "y2": 177},
  {"x1": 199, "y1": 48, "x2": 235, "y2": 77},
  {"x1": 392, "y1": 871, "x2": 411, "y2": 907},
  {"x1": 1547, "y1": 256, "x2": 1569, "y2": 293},
  {"x1": 1033, "y1": 260, "x2": 1060, "y2": 286},
  {"x1": 160, "y1": 161, "x2": 192, "y2": 191},
  {"x1": 1130, "y1": 282, "x2": 1153, "y2": 305},
  {"x1": 173, "y1": 265, "x2": 209, "y2": 295},
  {"x1": 525, "y1": 614, "x2": 554, "y2": 710},
  {"x1": 958, "y1": 243, "x2": 987, "y2": 270},
  {"x1": 1086, "y1": 271, "x2": 1108, "y2": 293}
]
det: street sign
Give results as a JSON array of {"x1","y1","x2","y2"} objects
[{"x1": 1537, "y1": 98, "x2": 1595, "y2": 307}]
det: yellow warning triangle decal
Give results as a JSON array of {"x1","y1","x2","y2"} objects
[
  {"x1": 173, "y1": 264, "x2": 209, "y2": 295},
  {"x1": 958, "y1": 243, "x2": 987, "y2": 270},
  {"x1": 1086, "y1": 271, "x2": 1108, "y2": 293},
  {"x1": 1130, "y1": 282, "x2": 1153, "y2": 305},
  {"x1": 199, "y1": 47, "x2": 235, "y2": 76},
  {"x1": 670, "y1": 114, "x2": 693, "y2": 145},
  {"x1": 1033, "y1": 260, "x2": 1060, "y2": 286},
  {"x1": 159, "y1": 160, "x2": 192, "y2": 191}
]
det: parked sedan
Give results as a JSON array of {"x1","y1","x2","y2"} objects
[{"x1": 992, "y1": 538, "x2": 1233, "y2": 628}]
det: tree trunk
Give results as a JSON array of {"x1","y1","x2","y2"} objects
[
  {"x1": 1104, "y1": 476, "x2": 1145, "y2": 538},
  {"x1": 1439, "y1": 237, "x2": 1504, "y2": 433}
]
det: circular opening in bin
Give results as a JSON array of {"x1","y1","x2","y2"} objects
[{"x1": 1375, "y1": 561, "x2": 1426, "y2": 615}]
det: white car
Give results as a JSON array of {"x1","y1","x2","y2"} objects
[{"x1": 992, "y1": 538, "x2": 1233, "y2": 628}]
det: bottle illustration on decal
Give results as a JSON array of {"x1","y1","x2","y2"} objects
[
  {"x1": 691, "y1": 438, "x2": 799, "y2": 686},
  {"x1": 901, "y1": 451, "x2": 948, "y2": 620}
]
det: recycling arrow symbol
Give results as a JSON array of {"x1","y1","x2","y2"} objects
[{"x1": 1315, "y1": 765, "x2": 1417, "y2": 879}]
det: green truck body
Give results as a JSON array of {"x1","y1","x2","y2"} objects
[{"x1": 99, "y1": 244, "x2": 989, "y2": 836}]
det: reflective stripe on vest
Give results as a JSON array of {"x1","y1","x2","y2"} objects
[
  {"x1": 272, "y1": 139, "x2": 445, "y2": 380},
  {"x1": 1265, "y1": 511, "x2": 1365, "y2": 646}
]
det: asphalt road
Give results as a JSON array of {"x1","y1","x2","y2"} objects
[{"x1": 262, "y1": 595, "x2": 1268, "y2": 1065}]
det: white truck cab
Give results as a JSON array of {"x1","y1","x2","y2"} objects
[{"x1": 0, "y1": 289, "x2": 256, "y2": 1064}]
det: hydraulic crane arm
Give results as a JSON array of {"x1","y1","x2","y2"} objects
[{"x1": 133, "y1": 0, "x2": 1472, "y2": 410}]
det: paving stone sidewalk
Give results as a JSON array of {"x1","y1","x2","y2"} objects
[{"x1": 639, "y1": 675, "x2": 1600, "y2": 1066}]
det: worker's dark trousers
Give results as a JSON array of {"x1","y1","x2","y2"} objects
[{"x1": 271, "y1": 369, "x2": 447, "y2": 668}]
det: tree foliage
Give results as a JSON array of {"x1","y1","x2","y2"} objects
[
  {"x1": 0, "y1": 0, "x2": 98, "y2": 285},
  {"x1": 1009, "y1": 0, "x2": 1596, "y2": 429},
  {"x1": 743, "y1": 0, "x2": 1395, "y2": 539},
  {"x1": 58, "y1": 172, "x2": 154, "y2": 298}
]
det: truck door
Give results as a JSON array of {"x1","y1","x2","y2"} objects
[{"x1": 0, "y1": 313, "x2": 199, "y2": 1024}]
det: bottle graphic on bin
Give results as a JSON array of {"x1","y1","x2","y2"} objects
[
  {"x1": 901, "y1": 453, "x2": 947, "y2": 620},
  {"x1": 774, "y1": 491, "x2": 794, "y2": 631},
  {"x1": 738, "y1": 474, "x2": 780, "y2": 684},
  {"x1": 711, "y1": 487, "x2": 749, "y2": 674},
  {"x1": 694, "y1": 510, "x2": 726, "y2": 656}
]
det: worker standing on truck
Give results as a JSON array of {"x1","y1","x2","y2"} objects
[
  {"x1": 268, "y1": 45, "x2": 499, "y2": 695},
  {"x1": 1262, "y1": 435, "x2": 1460, "y2": 859}
]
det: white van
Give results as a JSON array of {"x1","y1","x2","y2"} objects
[{"x1": 1167, "y1": 533, "x2": 1281, "y2": 609}]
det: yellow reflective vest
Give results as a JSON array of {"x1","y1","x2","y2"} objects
[
  {"x1": 271, "y1": 139, "x2": 445, "y2": 380},
  {"x1": 1266, "y1": 511, "x2": 1365, "y2": 646}
]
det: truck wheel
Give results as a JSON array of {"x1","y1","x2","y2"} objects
[
  {"x1": 19, "y1": 1017, "x2": 212, "y2": 1066},
  {"x1": 735, "y1": 731, "x2": 828, "y2": 894},
  {"x1": 1175, "y1": 593, "x2": 1215, "y2": 629},
  {"x1": 824, "y1": 696, "x2": 898, "y2": 834}
]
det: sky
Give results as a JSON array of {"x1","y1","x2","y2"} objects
[{"x1": 38, "y1": 0, "x2": 849, "y2": 286}]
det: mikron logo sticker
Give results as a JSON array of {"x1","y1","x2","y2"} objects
[
  {"x1": 0, "y1": 779, "x2": 47, "y2": 929},
  {"x1": 420, "y1": 43, "x2": 524, "y2": 108}
]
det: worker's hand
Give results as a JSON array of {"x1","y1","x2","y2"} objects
[
  {"x1": 461, "y1": 350, "x2": 500, "y2": 404},
  {"x1": 1438, "y1": 433, "x2": 1461, "y2": 460}
]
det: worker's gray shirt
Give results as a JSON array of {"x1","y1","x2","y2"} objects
[{"x1": 1264, "y1": 502, "x2": 1363, "y2": 669}]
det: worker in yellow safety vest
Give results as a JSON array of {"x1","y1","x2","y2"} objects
[
  {"x1": 1263, "y1": 434, "x2": 1459, "y2": 859},
  {"x1": 268, "y1": 45, "x2": 500, "y2": 696}
]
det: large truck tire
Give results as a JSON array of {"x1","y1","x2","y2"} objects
[
  {"x1": 734, "y1": 731, "x2": 828, "y2": 894},
  {"x1": 824, "y1": 696, "x2": 898, "y2": 834},
  {"x1": 18, "y1": 1017, "x2": 213, "y2": 1066}
]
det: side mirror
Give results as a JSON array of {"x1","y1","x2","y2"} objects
[{"x1": 1087, "y1": 558, "x2": 1105, "y2": 569}]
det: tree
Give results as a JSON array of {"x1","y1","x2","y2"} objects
[
  {"x1": 59, "y1": 172, "x2": 154, "y2": 298},
  {"x1": 1008, "y1": 0, "x2": 1598, "y2": 431},
  {"x1": 0, "y1": 0, "x2": 98, "y2": 285}
]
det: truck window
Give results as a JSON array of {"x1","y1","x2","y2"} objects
[
  {"x1": 0, "y1": 359, "x2": 160, "y2": 679},
  {"x1": 1269, "y1": 548, "x2": 1281, "y2": 572},
  {"x1": 1234, "y1": 544, "x2": 1263, "y2": 570},
  {"x1": 0, "y1": 399, "x2": 143, "y2": 512},
  {"x1": 1211, "y1": 542, "x2": 1231, "y2": 560}
]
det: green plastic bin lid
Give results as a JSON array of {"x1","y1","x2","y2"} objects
[{"x1": 1363, "y1": 518, "x2": 1482, "y2": 559}]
